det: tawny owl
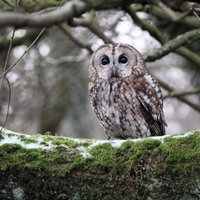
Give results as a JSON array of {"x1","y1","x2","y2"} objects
[{"x1": 89, "y1": 43, "x2": 167, "y2": 139}]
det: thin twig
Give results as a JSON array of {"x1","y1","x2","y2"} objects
[
  {"x1": 192, "y1": 5, "x2": 200, "y2": 21},
  {"x1": 0, "y1": 77, "x2": 11, "y2": 132},
  {"x1": 0, "y1": 28, "x2": 15, "y2": 130},
  {"x1": 0, "y1": 28, "x2": 15, "y2": 91},
  {"x1": 187, "y1": 0, "x2": 200, "y2": 21},
  {"x1": 0, "y1": 0, "x2": 18, "y2": 129},
  {"x1": 0, "y1": 0, "x2": 18, "y2": 130},
  {"x1": 193, "y1": 11, "x2": 200, "y2": 21},
  {"x1": 0, "y1": 30, "x2": 44, "y2": 52},
  {"x1": 0, "y1": 27, "x2": 46, "y2": 78}
]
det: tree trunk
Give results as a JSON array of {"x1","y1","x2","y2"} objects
[{"x1": 0, "y1": 128, "x2": 200, "y2": 200}]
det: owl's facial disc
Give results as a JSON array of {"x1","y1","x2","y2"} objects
[
  {"x1": 94, "y1": 44, "x2": 138, "y2": 80},
  {"x1": 98, "y1": 53, "x2": 132, "y2": 79}
]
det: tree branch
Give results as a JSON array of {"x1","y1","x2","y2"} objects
[
  {"x1": 59, "y1": 24, "x2": 93, "y2": 53},
  {"x1": 164, "y1": 87, "x2": 200, "y2": 98},
  {"x1": 144, "y1": 4, "x2": 200, "y2": 28},
  {"x1": 69, "y1": 11, "x2": 112, "y2": 43},
  {"x1": 0, "y1": 0, "x2": 145, "y2": 28},
  {"x1": 0, "y1": 28, "x2": 45, "y2": 78},
  {"x1": 157, "y1": 78, "x2": 200, "y2": 112},
  {"x1": 144, "y1": 28, "x2": 200, "y2": 62},
  {"x1": 0, "y1": 128, "x2": 200, "y2": 199},
  {"x1": 0, "y1": 0, "x2": 87, "y2": 28},
  {"x1": 126, "y1": 6, "x2": 200, "y2": 68},
  {"x1": 125, "y1": 6, "x2": 167, "y2": 44},
  {"x1": 0, "y1": 29, "x2": 45, "y2": 52}
]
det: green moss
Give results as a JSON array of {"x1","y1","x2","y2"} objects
[
  {"x1": 20, "y1": 0, "x2": 62, "y2": 12},
  {"x1": 17, "y1": 134, "x2": 38, "y2": 144},
  {"x1": 0, "y1": 141, "x2": 86, "y2": 175},
  {"x1": 55, "y1": 145, "x2": 67, "y2": 151},
  {"x1": 39, "y1": 0, "x2": 62, "y2": 9},
  {"x1": 78, "y1": 140, "x2": 92, "y2": 148},
  {"x1": 120, "y1": 139, "x2": 161, "y2": 165},
  {"x1": 53, "y1": 138, "x2": 78, "y2": 148},
  {"x1": 1, "y1": 130, "x2": 200, "y2": 182},
  {"x1": 20, "y1": 0, "x2": 37, "y2": 11},
  {"x1": 88, "y1": 139, "x2": 161, "y2": 175},
  {"x1": 39, "y1": 141, "x2": 49, "y2": 146},
  {"x1": 89, "y1": 143, "x2": 118, "y2": 168},
  {"x1": 43, "y1": 135, "x2": 81, "y2": 148},
  {"x1": 159, "y1": 131, "x2": 200, "y2": 175},
  {"x1": 0, "y1": 144, "x2": 23, "y2": 170},
  {"x1": 0, "y1": 133, "x2": 4, "y2": 140},
  {"x1": 7, "y1": 133, "x2": 16, "y2": 137},
  {"x1": 0, "y1": 143, "x2": 22, "y2": 153},
  {"x1": 0, "y1": 130, "x2": 200, "y2": 199}
]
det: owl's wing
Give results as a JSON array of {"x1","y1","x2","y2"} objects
[{"x1": 137, "y1": 93, "x2": 167, "y2": 136}]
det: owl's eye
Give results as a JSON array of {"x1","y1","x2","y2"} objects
[
  {"x1": 118, "y1": 55, "x2": 128, "y2": 64},
  {"x1": 101, "y1": 56, "x2": 110, "y2": 66}
]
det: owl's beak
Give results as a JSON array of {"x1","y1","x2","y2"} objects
[{"x1": 110, "y1": 65, "x2": 120, "y2": 78}]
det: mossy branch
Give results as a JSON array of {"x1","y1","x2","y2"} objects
[
  {"x1": 0, "y1": 128, "x2": 200, "y2": 199},
  {"x1": 145, "y1": 28, "x2": 200, "y2": 62}
]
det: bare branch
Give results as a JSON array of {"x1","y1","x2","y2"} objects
[
  {"x1": 88, "y1": 22, "x2": 113, "y2": 44},
  {"x1": 59, "y1": 24, "x2": 93, "y2": 53},
  {"x1": 164, "y1": 88, "x2": 200, "y2": 98},
  {"x1": 0, "y1": 28, "x2": 15, "y2": 89},
  {"x1": 188, "y1": 1, "x2": 200, "y2": 22},
  {"x1": 0, "y1": 28, "x2": 15, "y2": 130},
  {"x1": 175, "y1": 47, "x2": 200, "y2": 69},
  {"x1": 0, "y1": 28, "x2": 45, "y2": 78},
  {"x1": 126, "y1": 6, "x2": 200, "y2": 68},
  {"x1": 144, "y1": 4, "x2": 200, "y2": 28},
  {"x1": 158, "y1": 78, "x2": 200, "y2": 112},
  {"x1": 60, "y1": 10, "x2": 113, "y2": 54},
  {"x1": 125, "y1": 6, "x2": 167, "y2": 43},
  {"x1": 2, "y1": 0, "x2": 15, "y2": 8},
  {"x1": 0, "y1": 77, "x2": 11, "y2": 132},
  {"x1": 69, "y1": 11, "x2": 112, "y2": 43},
  {"x1": 0, "y1": 1, "x2": 87, "y2": 28},
  {"x1": 145, "y1": 28, "x2": 200, "y2": 62},
  {"x1": 0, "y1": 30, "x2": 46, "y2": 52},
  {"x1": 0, "y1": 0, "x2": 144, "y2": 28}
]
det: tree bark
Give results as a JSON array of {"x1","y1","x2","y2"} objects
[{"x1": 0, "y1": 128, "x2": 200, "y2": 200}]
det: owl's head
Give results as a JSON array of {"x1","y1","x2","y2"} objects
[{"x1": 89, "y1": 43, "x2": 146, "y2": 80}]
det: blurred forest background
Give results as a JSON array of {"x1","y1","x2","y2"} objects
[{"x1": 0, "y1": 0, "x2": 200, "y2": 139}]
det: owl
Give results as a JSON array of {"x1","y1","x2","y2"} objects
[{"x1": 89, "y1": 43, "x2": 167, "y2": 139}]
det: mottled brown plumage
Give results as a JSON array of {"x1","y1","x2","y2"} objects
[{"x1": 89, "y1": 43, "x2": 166, "y2": 139}]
